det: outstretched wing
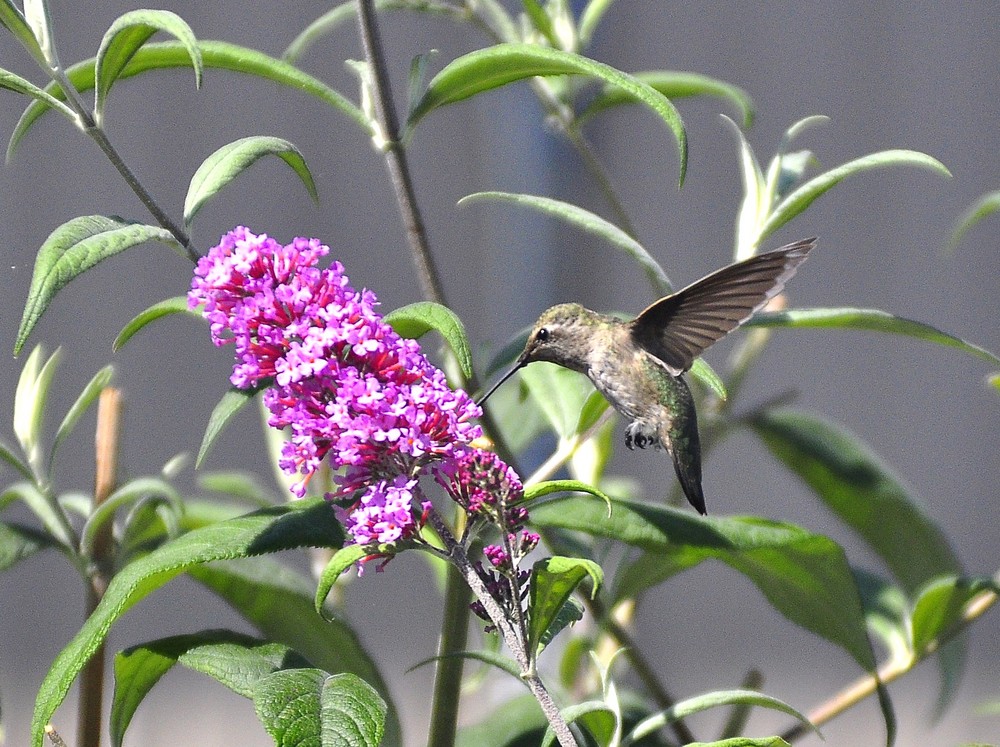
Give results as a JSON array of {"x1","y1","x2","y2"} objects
[{"x1": 629, "y1": 238, "x2": 815, "y2": 375}]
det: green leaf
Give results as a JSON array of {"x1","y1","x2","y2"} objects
[
  {"x1": 757, "y1": 150, "x2": 951, "y2": 245},
  {"x1": 949, "y1": 190, "x2": 1000, "y2": 250},
  {"x1": 95, "y1": 9, "x2": 200, "y2": 123},
  {"x1": 316, "y1": 544, "x2": 368, "y2": 614},
  {"x1": 196, "y1": 386, "x2": 262, "y2": 468},
  {"x1": 409, "y1": 43, "x2": 686, "y2": 185},
  {"x1": 528, "y1": 556, "x2": 602, "y2": 654},
  {"x1": 531, "y1": 494, "x2": 879, "y2": 672},
  {"x1": 0, "y1": 441, "x2": 32, "y2": 481},
  {"x1": 0, "y1": 483, "x2": 75, "y2": 548},
  {"x1": 690, "y1": 357, "x2": 727, "y2": 401},
  {"x1": 0, "y1": 67, "x2": 77, "y2": 128},
  {"x1": 49, "y1": 364, "x2": 114, "y2": 472},
  {"x1": 456, "y1": 694, "x2": 548, "y2": 747},
  {"x1": 23, "y1": 0, "x2": 57, "y2": 68},
  {"x1": 15, "y1": 217, "x2": 181, "y2": 355},
  {"x1": 0, "y1": 521, "x2": 51, "y2": 572},
  {"x1": 520, "y1": 363, "x2": 594, "y2": 439},
  {"x1": 0, "y1": 0, "x2": 48, "y2": 67},
  {"x1": 384, "y1": 301, "x2": 473, "y2": 380},
  {"x1": 524, "y1": 479, "x2": 611, "y2": 508},
  {"x1": 578, "y1": 0, "x2": 616, "y2": 45},
  {"x1": 111, "y1": 631, "x2": 309, "y2": 746},
  {"x1": 627, "y1": 690, "x2": 815, "y2": 744},
  {"x1": 114, "y1": 296, "x2": 193, "y2": 351},
  {"x1": 747, "y1": 307, "x2": 1000, "y2": 366},
  {"x1": 30, "y1": 498, "x2": 344, "y2": 747},
  {"x1": 750, "y1": 409, "x2": 963, "y2": 594},
  {"x1": 459, "y1": 191, "x2": 671, "y2": 294},
  {"x1": 9, "y1": 40, "x2": 367, "y2": 159},
  {"x1": 683, "y1": 739, "x2": 790, "y2": 747},
  {"x1": 283, "y1": 1, "x2": 467, "y2": 63},
  {"x1": 580, "y1": 70, "x2": 754, "y2": 128},
  {"x1": 80, "y1": 476, "x2": 182, "y2": 557},
  {"x1": 252, "y1": 669, "x2": 385, "y2": 747},
  {"x1": 853, "y1": 569, "x2": 911, "y2": 665},
  {"x1": 13, "y1": 346, "x2": 58, "y2": 470},
  {"x1": 911, "y1": 575, "x2": 997, "y2": 655},
  {"x1": 184, "y1": 136, "x2": 318, "y2": 228}
]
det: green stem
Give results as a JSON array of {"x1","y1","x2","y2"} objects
[
  {"x1": 427, "y1": 562, "x2": 473, "y2": 747},
  {"x1": 49, "y1": 68, "x2": 196, "y2": 261}
]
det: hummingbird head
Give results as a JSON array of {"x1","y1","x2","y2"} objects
[{"x1": 478, "y1": 303, "x2": 600, "y2": 405}]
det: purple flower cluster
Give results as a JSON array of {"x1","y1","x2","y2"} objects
[{"x1": 189, "y1": 227, "x2": 485, "y2": 546}]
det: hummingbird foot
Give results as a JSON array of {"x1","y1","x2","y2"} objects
[{"x1": 625, "y1": 422, "x2": 659, "y2": 450}]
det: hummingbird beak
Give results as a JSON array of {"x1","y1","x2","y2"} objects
[{"x1": 476, "y1": 358, "x2": 526, "y2": 406}]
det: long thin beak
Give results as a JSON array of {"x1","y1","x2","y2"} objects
[{"x1": 476, "y1": 360, "x2": 525, "y2": 406}]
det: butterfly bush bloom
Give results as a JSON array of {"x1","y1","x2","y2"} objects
[{"x1": 189, "y1": 227, "x2": 488, "y2": 546}]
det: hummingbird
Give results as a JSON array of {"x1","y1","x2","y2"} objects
[{"x1": 477, "y1": 238, "x2": 815, "y2": 514}]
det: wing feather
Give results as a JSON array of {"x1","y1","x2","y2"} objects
[{"x1": 630, "y1": 238, "x2": 815, "y2": 374}]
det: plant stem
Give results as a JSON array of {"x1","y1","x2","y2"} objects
[
  {"x1": 76, "y1": 388, "x2": 122, "y2": 747},
  {"x1": 781, "y1": 581, "x2": 999, "y2": 742},
  {"x1": 427, "y1": 563, "x2": 473, "y2": 747},
  {"x1": 355, "y1": 0, "x2": 446, "y2": 306},
  {"x1": 49, "y1": 68, "x2": 196, "y2": 261},
  {"x1": 426, "y1": 509, "x2": 579, "y2": 747}
]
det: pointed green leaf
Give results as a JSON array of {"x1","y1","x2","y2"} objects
[
  {"x1": 255, "y1": 669, "x2": 385, "y2": 747},
  {"x1": 528, "y1": 556, "x2": 601, "y2": 654},
  {"x1": 531, "y1": 494, "x2": 879, "y2": 672},
  {"x1": 523, "y1": 479, "x2": 611, "y2": 507},
  {"x1": 0, "y1": 441, "x2": 32, "y2": 481},
  {"x1": 459, "y1": 191, "x2": 671, "y2": 294},
  {"x1": 578, "y1": 0, "x2": 616, "y2": 45},
  {"x1": 114, "y1": 296, "x2": 193, "y2": 351},
  {"x1": 23, "y1": 0, "x2": 58, "y2": 68},
  {"x1": 95, "y1": 10, "x2": 200, "y2": 122},
  {"x1": 49, "y1": 364, "x2": 114, "y2": 471},
  {"x1": 80, "y1": 476, "x2": 182, "y2": 557},
  {"x1": 757, "y1": 150, "x2": 951, "y2": 245},
  {"x1": 580, "y1": 70, "x2": 753, "y2": 128},
  {"x1": 30, "y1": 498, "x2": 344, "y2": 747},
  {"x1": 111, "y1": 631, "x2": 309, "y2": 747},
  {"x1": 911, "y1": 575, "x2": 997, "y2": 655},
  {"x1": 196, "y1": 386, "x2": 262, "y2": 468},
  {"x1": 690, "y1": 357, "x2": 727, "y2": 401},
  {"x1": 13, "y1": 346, "x2": 58, "y2": 468},
  {"x1": 520, "y1": 363, "x2": 594, "y2": 439},
  {"x1": 0, "y1": 521, "x2": 51, "y2": 571},
  {"x1": 748, "y1": 307, "x2": 1000, "y2": 366},
  {"x1": 409, "y1": 43, "x2": 686, "y2": 185},
  {"x1": 627, "y1": 689, "x2": 816, "y2": 744},
  {"x1": 15, "y1": 217, "x2": 181, "y2": 355},
  {"x1": 384, "y1": 301, "x2": 473, "y2": 380},
  {"x1": 184, "y1": 136, "x2": 317, "y2": 228},
  {"x1": 0, "y1": 483, "x2": 75, "y2": 548},
  {"x1": 0, "y1": 66, "x2": 76, "y2": 126},
  {"x1": 0, "y1": 0, "x2": 47, "y2": 67},
  {"x1": 9, "y1": 40, "x2": 366, "y2": 159},
  {"x1": 284, "y1": 1, "x2": 466, "y2": 63},
  {"x1": 521, "y1": 0, "x2": 560, "y2": 48},
  {"x1": 750, "y1": 409, "x2": 962, "y2": 594},
  {"x1": 316, "y1": 545, "x2": 368, "y2": 614},
  {"x1": 190, "y1": 557, "x2": 400, "y2": 747},
  {"x1": 949, "y1": 189, "x2": 1000, "y2": 250},
  {"x1": 723, "y1": 116, "x2": 766, "y2": 260}
]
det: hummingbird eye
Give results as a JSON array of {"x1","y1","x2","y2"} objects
[{"x1": 536, "y1": 327, "x2": 550, "y2": 342}]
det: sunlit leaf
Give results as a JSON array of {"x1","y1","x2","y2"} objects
[
  {"x1": 384, "y1": 301, "x2": 473, "y2": 380},
  {"x1": 748, "y1": 307, "x2": 1000, "y2": 366},
  {"x1": 184, "y1": 136, "x2": 317, "y2": 228},
  {"x1": 253, "y1": 669, "x2": 385, "y2": 747},
  {"x1": 95, "y1": 9, "x2": 200, "y2": 122},
  {"x1": 0, "y1": 67, "x2": 76, "y2": 130},
  {"x1": 316, "y1": 545, "x2": 368, "y2": 614},
  {"x1": 911, "y1": 575, "x2": 997, "y2": 655},
  {"x1": 31, "y1": 498, "x2": 344, "y2": 747},
  {"x1": 757, "y1": 150, "x2": 951, "y2": 245},
  {"x1": 0, "y1": 0, "x2": 48, "y2": 67},
  {"x1": 528, "y1": 556, "x2": 602, "y2": 654},
  {"x1": 15, "y1": 217, "x2": 181, "y2": 355},
  {"x1": 196, "y1": 386, "x2": 262, "y2": 468},
  {"x1": 578, "y1": 0, "x2": 616, "y2": 45},
  {"x1": 114, "y1": 296, "x2": 193, "y2": 351},
  {"x1": 459, "y1": 191, "x2": 671, "y2": 294},
  {"x1": 626, "y1": 689, "x2": 817, "y2": 744},
  {"x1": 722, "y1": 116, "x2": 765, "y2": 260},
  {"x1": 580, "y1": 70, "x2": 754, "y2": 129},
  {"x1": 409, "y1": 43, "x2": 686, "y2": 185},
  {"x1": 9, "y1": 41, "x2": 367, "y2": 159},
  {"x1": 949, "y1": 189, "x2": 1000, "y2": 250},
  {"x1": 531, "y1": 494, "x2": 879, "y2": 674}
]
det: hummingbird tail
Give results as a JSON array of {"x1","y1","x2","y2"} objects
[{"x1": 671, "y1": 452, "x2": 707, "y2": 515}]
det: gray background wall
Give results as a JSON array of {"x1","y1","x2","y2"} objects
[{"x1": 1, "y1": 2, "x2": 997, "y2": 745}]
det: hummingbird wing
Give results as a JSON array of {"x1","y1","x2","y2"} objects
[{"x1": 629, "y1": 238, "x2": 815, "y2": 375}]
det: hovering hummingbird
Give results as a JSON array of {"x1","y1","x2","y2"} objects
[{"x1": 478, "y1": 238, "x2": 815, "y2": 514}]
